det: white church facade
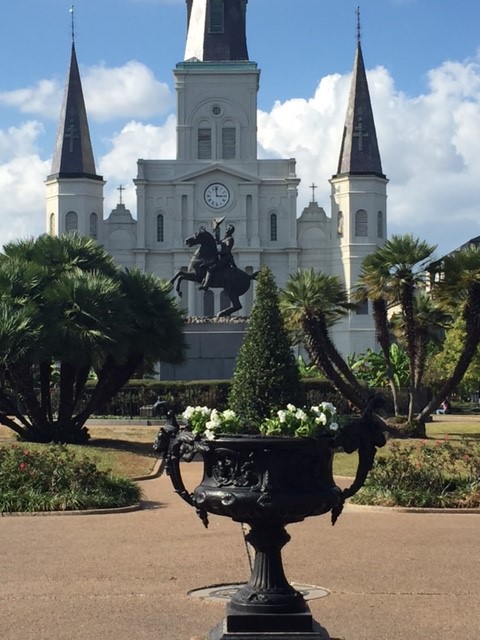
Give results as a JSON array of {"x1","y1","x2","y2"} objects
[{"x1": 46, "y1": 0, "x2": 387, "y2": 357}]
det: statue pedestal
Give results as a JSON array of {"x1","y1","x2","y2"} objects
[{"x1": 158, "y1": 318, "x2": 247, "y2": 381}]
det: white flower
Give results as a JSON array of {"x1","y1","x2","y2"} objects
[
  {"x1": 329, "y1": 422, "x2": 339, "y2": 432},
  {"x1": 295, "y1": 409, "x2": 307, "y2": 421},
  {"x1": 204, "y1": 428, "x2": 216, "y2": 440},
  {"x1": 287, "y1": 403, "x2": 296, "y2": 412},
  {"x1": 182, "y1": 406, "x2": 195, "y2": 420},
  {"x1": 277, "y1": 410, "x2": 287, "y2": 423},
  {"x1": 320, "y1": 402, "x2": 336, "y2": 414}
]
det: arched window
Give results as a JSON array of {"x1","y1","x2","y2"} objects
[
  {"x1": 377, "y1": 211, "x2": 384, "y2": 238},
  {"x1": 270, "y1": 213, "x2": 278, "y2": 241},
  {"x1": 355, "y1": 210, "x2": 368, "y2": 237},
  {"x1": 157, "y1": 214, "x2": 164, "y2": 242},
  {"x1": 65, "y1": 211, "x2": 78, "y2": 233},
  {"x1": 89, "y1": 213, "x2": 98, "y2": 239}
]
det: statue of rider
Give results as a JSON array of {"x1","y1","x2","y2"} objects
[{"x1": 199, "y1": 218, "x2": 236, "y2": 291}]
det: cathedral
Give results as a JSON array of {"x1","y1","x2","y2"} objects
[{"x1": 45, "y1": 0, "x2": 387, "y2": 357}]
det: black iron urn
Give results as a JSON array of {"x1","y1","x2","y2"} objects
[{"x1": 155, "y1": 399, "x2": 385, "y2": 639}]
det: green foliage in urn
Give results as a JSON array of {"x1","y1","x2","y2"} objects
[
  {"x1": 228, "y1": 267, "x2": 305, "y2": 427},
  {"x1": 181, "y1": 402, "x2": 339, "y2": 440}
]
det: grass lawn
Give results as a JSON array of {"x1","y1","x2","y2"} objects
[
  {"x1": 1, "y1": 414, "x2": 479, "y2": 479},
  {"x1": 0, "y1": 423, "x2": 159, "y2": 479}
]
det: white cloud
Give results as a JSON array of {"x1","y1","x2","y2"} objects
[
  {"x1": 0, "y1": 61, "x2": 172, "y2": 123},
  {"x1": 0, "y1": 81, "x2": 62, "y2": 119},
  {"x1": 84, "y1": 61, "x2": 173, "y2": 121},
  {"x1": 99, "y1": 116, "x2": 177, "y2": 213},
  {"x1": 0, "y1": 122, "x2": 48, "y2": 246}
]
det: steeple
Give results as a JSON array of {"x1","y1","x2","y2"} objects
[
  {"x1": 335, "y1": 39, "x2": 384, "y2": 178},
  {"x1": 184, "y1": 0, "x2": 249, "y2": 61},
  {"x1": 49, "y1": 42, "x2": 101, "y2": 180}
]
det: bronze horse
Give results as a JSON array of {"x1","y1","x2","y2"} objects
[{"x1": 170, "y1": 227, "x2": 257, "y2": 317}]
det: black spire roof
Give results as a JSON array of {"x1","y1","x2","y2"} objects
[
  {"x1": 185, "y1": 0, "x2": 249, "y2": 61},
  {"x1": 49, "y1": 43, "x2": 101, "y2": 180},
  {"x1": 335, "y1": 42, "x2": 384, "y2": 178}
]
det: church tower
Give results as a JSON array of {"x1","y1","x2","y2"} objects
[
  {"x1": 329, "y1": 26, "x2": 388, "y2": 355},
  {"x1": 132, "y1": 0, "x2": 299, "y2": 317},
  {"x1": 45, "y1": 37, "x2": 104, "y2": 241}
]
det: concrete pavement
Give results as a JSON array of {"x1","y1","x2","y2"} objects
[{"x1": 1, "y1": 463, "x2": 479, "y2": 640}]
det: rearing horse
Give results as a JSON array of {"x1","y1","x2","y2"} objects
[{"x1": 170, "y1": 227, "x2": 257, "y2": 317}]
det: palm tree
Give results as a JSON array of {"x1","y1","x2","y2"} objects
[
  {"x1": 0, "y1": 235, "x2": 185, "y2": 443},
  {"x1": 280, "y1": 269, "x2": 368, "y2": 410},
  {"x1": 356, "y1": 252, "x2": 399, "y2": 413},
  {"x1": 356, "y1": 235, "x2": 436, "y2": 421},
  {"x1": 390, "y1": 292, "x2": 448, "y2": 398},
  {"x1": 419, "y1": 245, "x2": 480, "y2": 420}
]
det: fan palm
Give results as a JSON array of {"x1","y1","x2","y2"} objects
[
  {"x1": 419, "y1": 246, "x2": 480, "y2": 420},
  {"x1": 356, "y1": 235, "x2": 436, "y2": 420},
  {"x1": 0, "y1": 235, "x2": 185, "y2": 443},
  {"x1": 280, "y1": 269, "x2": 368, "y2": 410}
]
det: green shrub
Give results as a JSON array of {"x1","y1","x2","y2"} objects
[
  {"x1": 229, "y1": 268, "x2": 305, "y2": 425},
  {"x1": 0, "y1": 444, "x2": 142, "y2": 512},
  {"x1": 352, "y1": 439, "x2": 480, "y2": 508}
]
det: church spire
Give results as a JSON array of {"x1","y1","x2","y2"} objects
[
  {"x1": 184, "y1": 0, "x2": 249, "y2": 61},
  {"x1": 49, "y1": 42, "x2": 101, "y2": 180},
  {"x1": 335, "y1": 28, "x2": 384, "y2": 178}
]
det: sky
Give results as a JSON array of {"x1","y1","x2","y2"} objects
[{"x1": 1, "y1": 0, "x2": 480, "y2": 259}]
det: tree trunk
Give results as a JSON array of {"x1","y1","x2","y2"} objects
[
  {"x1": 372, "y1": 298, "x2": 400, "y2": 415},
  {"x1": 303, "y1": 317, "x2": 367, "y2": 411}
]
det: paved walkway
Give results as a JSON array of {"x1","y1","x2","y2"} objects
[{"x1": 1, "y1": 463, "x2": 479, "y2": 640}]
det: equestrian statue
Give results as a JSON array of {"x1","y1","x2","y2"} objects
[{"x1": 170, "y1": 218, "x2": 257, "y2": 317}]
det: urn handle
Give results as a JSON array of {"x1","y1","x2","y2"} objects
[
  {"x1": 331, "y1": 394, "x2": 386, "y2": 524},
  {"x1": 153, "y1": 419, "x2": 208, "y2": 527}
]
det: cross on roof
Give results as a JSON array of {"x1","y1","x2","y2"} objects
[
  {"x1": 310, "y1": 183, "x2": 317, "y2": 203},
  {"x1": 353, "y1": 118, "x2": 368, "y2": 151},
  {"x1": 117, "y1": 184, "x2": 126, "y2": 204},
  {"x1": 64, "y1": 118, "x2": 79, "y2": 153}
]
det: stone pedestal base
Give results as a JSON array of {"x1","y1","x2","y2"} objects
[{"x1": 208, "y1": 618, "x2": 329, "y2": 640}]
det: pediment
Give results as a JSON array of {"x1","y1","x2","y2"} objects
[{"x1": 174, "y1": 163, "x2": 259, "y2": 184}]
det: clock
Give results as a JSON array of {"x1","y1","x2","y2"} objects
[{"x1": 204, "y1": 183, "x2": 230, "y2": 209}]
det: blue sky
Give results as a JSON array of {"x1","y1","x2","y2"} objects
[{"x1": 1, "y1": 0, "x2": 480, "y2": 257}]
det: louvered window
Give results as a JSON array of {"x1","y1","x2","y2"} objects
[
  {"x1": 377, "y1": 211, "x2": 384, "y2": 238},
  {"x1": 222, "y1": 127, "x2": 236, "y2": 159},
  {"x1": 90, "y1": 213, "x2": 98, "y2": 239},
  {"x1": 209, "y1": 0, "x2": 224, "y2": 33},
  {"x1": 157, "y1": 214, "x2": 164, "y2": 242},
  {"x1": 355, "y1": 210, "x2": 368, "y2": 237},
  {"x1": 270, "y1": 213, "x2": 278, "y2": 241},
  {"x1": 65, "y1": 211, "x2": 78, "y2": 233},
  {"x1": 198, "y1": 128, "x2": 212, "y2": 159}
]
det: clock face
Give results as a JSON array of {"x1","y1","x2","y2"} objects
[{"x1": 204, "y1": 183, "x2": 230, "y2": 209}]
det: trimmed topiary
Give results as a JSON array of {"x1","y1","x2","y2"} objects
[{"x1": 228, "y1": 267, "x2": 305, "y2": 427}]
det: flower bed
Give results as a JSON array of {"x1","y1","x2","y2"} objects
[{"x1": 0, "y1": 444, "x2": 142, "y2": 513}]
